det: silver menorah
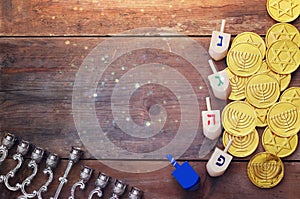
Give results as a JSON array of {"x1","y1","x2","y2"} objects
[
  {"x1": 69, "y1": 166, "x2": 94, "y2": 199},
  {"x1": 36, "y1": 153, "x2": 59, "y2": 199},
  {"x1": 88, "y1": 172, "x2": 110, "y2": 199},
  {"x1": 0, "y1": 133, "x2": 16, "y2": 165},
  {"x1": 17, "y1": 147, "x2": 44, "y2": 198},
  {"x1": 109, "y1": 179, "x2": 127, "y2": 199},
  {"x1": 2, "y1": 140, "x2": 30, "y2": 191},
  {"x1": 128, "y1": 186, "x2": 144, "y2": 199},
  {"x1": 51, "y1": 146, "x2": 83, "y2": 199}
]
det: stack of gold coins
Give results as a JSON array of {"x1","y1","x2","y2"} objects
[{"x1": 220, "y1": 0, "x2": 300, "y2": 189}]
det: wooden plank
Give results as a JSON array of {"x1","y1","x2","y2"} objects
[
  {"x1": 0, "y1": 159, "x2": 300, "y2": 198},
  {"x1": 0, "y1": 38, "x2": 300, "y2": 161},
  {"x1": 0, "y1": 0, "x2": 299, "y2": 36}
]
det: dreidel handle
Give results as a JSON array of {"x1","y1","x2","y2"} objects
[
  {"x1": 208, "y1": 59, "x2": 218, "y2": 76},
  {"x1": 220, "y1": 19, "x2": 226, "y2": 33},
  {"x1": 205, "y1": 97, "x2": 212, "y2": 111},
  {"x1": 167, "y1": 154, "x2": 180, "y2": 169},
  {"x1": 224, "y1": 138, "x2": 233, "y2": 153}
]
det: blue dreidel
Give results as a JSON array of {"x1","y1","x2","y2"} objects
[
  {"x1": 206, "y1": 138, "x2": 233, "y2": 177},
  {"x1": 167, "y1": 154, "x2": 200, "y2": 191}
]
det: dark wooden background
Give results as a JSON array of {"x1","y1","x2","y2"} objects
[{"x1": 1, "y1": 0, "x2": 300, "y2": 198}]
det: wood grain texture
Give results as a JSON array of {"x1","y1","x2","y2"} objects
[
  {"x1": 1, "y1": 0, "x2": 300, "y2": 198},
  {"x1": 1, "y1": 38, "x2": 299, "y2": 161},
  {"x1": 0, "y1": 0, "x2": 299, "y2": 36}
]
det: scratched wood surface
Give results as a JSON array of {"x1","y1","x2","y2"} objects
[{"x1": 0, "y1": 0, "x2": 300, "y2": 198}]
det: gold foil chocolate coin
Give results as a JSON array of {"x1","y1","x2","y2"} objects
[
  {"x1": 257, "y1": 61, "x2": 291, "y2": 91},
  {"x1": 280, "y1": 87, "x2": 300, "y2": 112},
  {"x1": 266, "y1": 23, "x2": 300, "y2": 48},
  {"x1": 223, "y1": 129, "x2": 259, "y2": 158},
  {"x1": 245, "y1": 100, "x2": 269, "y2": 127},
  {"x1": 222, "y1": 101, "x2": 257, "y2": 136},
  {"x1": 226, "y1": 68, "x2": 248, "y2": 100},
  {"x1": 267, "y1": 0, "x2": 300, "y2": 22},
  {"x1": 227, "y1": 43, "x2": 263, "y2": 77},
  {"x1": 247, "y1": 152, "x2": 284, "y2": 188},
  {"x1": 245, "y1": 74, "x2": 280, "y2": 108},
  {"x1": 266, "y1": 40, "x2": 300, "y2": 75},
  {"x1": 232, "y1": 32, "x2": 266, "y2": 58},
  {"x1": 267, "y1": 102, "x2": 300, "y2": 137},
  {"x1": 262, "y1": 127, "x2": 298, "y2": 158}
]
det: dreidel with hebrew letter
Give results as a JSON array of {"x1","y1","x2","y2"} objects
[
  {"x1": 208, "y1": 59, "x2": 231, "y2": 100},
  {"x1": 167, "y1": 154, "x2": 200, "y2": 191},
  {"x1": 202, "y1": 97, "x2": 222, "y2": 140},
  {"x1": 209, "y1": 19, "x2": 231, "y2": 61},
  {"x1": 206, "y1": 138, "x2": 233, "y2": 177}
]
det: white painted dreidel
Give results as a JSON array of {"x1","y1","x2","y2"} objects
[
  {"x1": 202, "y1": 97, "x2": 222, "y2": 140},
  {"x1": 206, "y1": 138, "x2": 233, "y2": 177},
  {"x1": 209, "y1": 19, "x2": 231, "y2": 61},
  {"x1": 208, "y1": 59, "x2": 231, "y2": 100}
]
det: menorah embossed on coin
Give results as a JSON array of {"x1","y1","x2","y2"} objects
[
  {"x1": 270, "y1": 108, "x2": 298, "y2": 132},
  {"x1": 248, "y1": 82, "x2": 278, "y2": 102},
  {"x1": 251, "y1": 162, "x2": 282, "y2": 183},
  {"x1": 227, "y1": 108, "x2": 255, "y2": 132},
  {"x1": 231, "y1": 51, "x2": 260, "y2": 71},
  {"x1": 226, "y1": 133, "x2": 255, "y2": 152},
  {"x1": 229, "y1": 75, "x2": 247, "y2": 96}
]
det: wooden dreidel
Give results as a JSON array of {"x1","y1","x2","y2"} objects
[
  {"x1": 167, "y1": 154, "x2": 200, "y2": 191},
  {"x1": 208, "y1": 59, "x2": 231, "y2": 100},
  {"x1": 206, "y1": 138, "x2": 233, "y2": 177},
  {"x1": 209, "y1": 19, "x2": 231, "y2": 61},
  {"x1": 202, "y1": 97, "x2": 222, "y2": 140}
]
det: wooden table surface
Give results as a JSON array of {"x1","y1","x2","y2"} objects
[{"x1": 1, "y1": 0, "x2": 300, "y2": 198}]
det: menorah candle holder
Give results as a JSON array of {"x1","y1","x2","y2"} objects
[
  {"x1": 2, "y1": 140, "x2": 30, "y2": 191},
  {"x1": 18, "y1": 147, "x2": 44, "y2": 198},
  {"x1": 36, "y1": 153, "x2": 59, "y2": 199},
  {"x1": 51, "y1": 147, "x2": 83, "y2": 199},
  {"x1": 109, "y1": 179, "x2": 127, "y2": 199},
  {"x1": 69, "y1": 166, "x2": 94, "y2": 199},
  {"x1": 88, "y1": 172, "x2": 110, "y2": 199},
  {"x1": 0, "y1": 133, "x2": 16, "y2": 164},
  {"x1": 128, "y1": 187, "x2": 144, "y2": 199}
]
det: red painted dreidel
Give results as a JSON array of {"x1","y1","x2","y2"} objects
[
  {"x1": 202, "y1": 97, "x2": 222, "y2": 140},
  {"x1": 206, "y1": 138, "x2": 233, "y2": 177},
  {"x1": 209, "y1": 19, "x2": 231, "y2": 61},
  {"x1": 208, "y1": 59, "x2": 231, "y2": 100},
  {"x1": 167, "y1": 154, "x2": 200, "y2": 191}
]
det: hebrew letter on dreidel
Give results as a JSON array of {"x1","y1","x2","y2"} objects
[
  {"x1": 216, "y1": 155, "x2": 225, "y2": 166},
  {"x1": 217, "y1": 35, "x2": 224, "y2": 46},
  {"x1": 209, "y1": 19, "x2": 231, "y2": 61},
  {"x1": 206, "y1": 138, "x2": 233, "y2": 177},
  {"x1": 207, "y1": 60, "x2": 231, "y2": 100},
  {"x1": 202, "y1": 97, "x2": 222, "y2": 140}
]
